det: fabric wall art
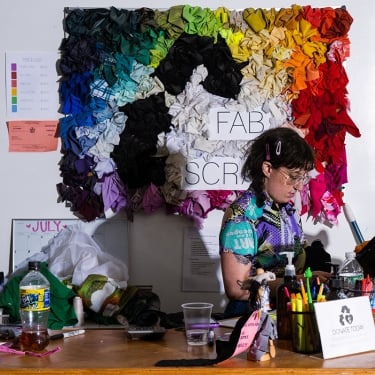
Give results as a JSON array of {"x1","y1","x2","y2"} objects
[{"x1": 57, "y1": 4, "x2": 360, "y2": 227}]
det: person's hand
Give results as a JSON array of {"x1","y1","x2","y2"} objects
[
  {"x1": 297, "y1": 270, "x2": 331, "y2": 284},
  {"x1": 311, "y1": 270, "x2": 331, "y2": 284}
]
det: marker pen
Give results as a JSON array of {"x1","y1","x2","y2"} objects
[
  {"x1": 191, "y1": 323, "x2": 220, "y2": 329},
  {"x1": 207, "y1": 329, "x2": 215, "y2": 347},
  {"x1": 343, "y1": 204, "x2": 365, "y2": 244},
  {"x1": 50, "y1": 329, "x2": 85, "y2": 340}
]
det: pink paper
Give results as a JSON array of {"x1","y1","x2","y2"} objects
[
  {"x1": 230, "y1": 310, "x2": 260, "y2": 358},
  {"x1": 0, "y1": 344, "x2": 61, "y2": 357}
]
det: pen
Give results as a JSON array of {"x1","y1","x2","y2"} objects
[
  {"x1": 191, "y1": 323, "x2": 220, "y2": 329},
  {"x1": 290, "y1": 293, "x2": 297, "y2": 312},
  {"x1": 312, "y1": 277, "x2": 320, "y2": 299},
  {"x1": 304, "y1": 267, "x2": 313, "y2": 311},
  {"x1": 50, "y1": 329, "x2": 85, "y2": 340},
  {"x1": 299, "y1": 279, "x2": 308, "y2": 307},
  {"x1": 362, "y1": 275, "x2": 373, "y2": 297},
  {"x1": 343, "y1": 204, "x2": 365, "y2": 244},
  {"x1": 207, "y1": 329, "x2": 215, "y2": 347},
  {"x1": 295, "y1": 293, "x2": 303, "y2": 312},
  {"x1": 317, "y1": 282, "x2": 325, "y2": 302},
  {"x1": 283, "y1": 286, "x2": 290, "y2": 299}
]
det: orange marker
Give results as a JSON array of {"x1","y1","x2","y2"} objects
[
  {"x1": 299, "y1": 279, "x2": 308, "y2": 306},
  {"x1": 317, "y1": 282, "x2": 325, "y2": 302}
]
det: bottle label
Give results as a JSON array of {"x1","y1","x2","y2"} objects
[{"x1": 20, "y1": 287, "x2": 50, "y2": 311}]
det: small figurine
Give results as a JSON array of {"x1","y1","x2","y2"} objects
[
  {"x1": 238, "y1": 271, "x2": 277, "y2": 362},
  {"x1": 251, "y1": 268, "x2": 276, "y2": 283},
  {"x1": 238, "y1": 268, "x2": 274, "y2": 311}
]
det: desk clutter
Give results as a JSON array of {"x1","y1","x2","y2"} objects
[
  {"x1": 155, "y1": 310, "x2": 277, "y2": 367},
  {"x1": 0, "y1": 225, "x2": 165, "y2": 355},
  {"x1": 275, "y1": 250, "x2": 375, "y2": 357},
  {"x1": 0, "y1": 225, "x2": 375, "y2": 362}
]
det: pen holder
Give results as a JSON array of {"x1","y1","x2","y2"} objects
[{"x1": 290, "y1": 311, "x2": 321, "y2": 354}]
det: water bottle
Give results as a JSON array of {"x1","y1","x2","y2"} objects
[
  {"x1": 19, "y1": 261, "x2": 50, "y2": 352},
  {"x1": 338, "y1": 252, "x2": 364, "y2": 297},
  {"x1": 326, "y1": 264, "x2": 347, "y2": 301}
]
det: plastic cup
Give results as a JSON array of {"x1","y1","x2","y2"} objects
[
  {"x1": 291, "y1": 311, "x2": 321, "y2": 354},
  {"x1": 181, "y1": 302, "x2": 213, "y2": 346}
]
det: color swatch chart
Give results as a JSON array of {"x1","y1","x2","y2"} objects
[
  {"x1": 9, "y1": 63, "x2": 17, "y2": 113},
  {"x1": 5, "y1": 52, "x2": 59, "y2": 120}
]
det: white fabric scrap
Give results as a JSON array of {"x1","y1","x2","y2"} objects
[{"x1": 42, "y1": 225, "x2": 129, "y2": 288}]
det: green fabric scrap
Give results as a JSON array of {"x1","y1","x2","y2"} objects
[{"x1": 0, "y1": 262, "x2": 78, "y2": 330}]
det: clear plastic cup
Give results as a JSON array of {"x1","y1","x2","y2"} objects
[{"x1": 181, "y1": 302, "x2": 213, "y2": 346}]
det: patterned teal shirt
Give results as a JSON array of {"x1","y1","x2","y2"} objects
[{"x1": 219, "y1": 189, "x2": 305, "y2": 277}]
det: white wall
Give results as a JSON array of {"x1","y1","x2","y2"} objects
[{"x1": 0, "y1": 0, "x2": 374, "y2": 313}]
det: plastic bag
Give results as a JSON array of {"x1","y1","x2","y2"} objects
[{"x1": 43, "y1": 225, "x2": 129, "y2": 288}]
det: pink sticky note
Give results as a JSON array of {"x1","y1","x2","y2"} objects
[
  {"x1": 230, "y1": 310, "x2": 260, "y2": 358},
  {"x1": 217, "y1": 310, "x2": 261, "y2": 359}
]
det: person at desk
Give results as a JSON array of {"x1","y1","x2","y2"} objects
[{"x1": 219, "y1": 127, "x2": 330, "y2": 318}]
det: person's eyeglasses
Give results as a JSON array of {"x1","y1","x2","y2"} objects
[{"x1": 277, "y1": 168, "x2": 310, "y2": 186}]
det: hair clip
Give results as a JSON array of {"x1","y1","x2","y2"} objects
[
  {"x1": 276, "y1": 141, "x2": 281, "y2": 156},
  {"x1": 265, "y1": 144, "x2": 270, "y2": 160}
]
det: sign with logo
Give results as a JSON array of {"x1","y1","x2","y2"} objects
[{"x1": 314, "y1": 296, "x2": 375, "y2": 359}]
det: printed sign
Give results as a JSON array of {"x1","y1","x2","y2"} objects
[
  {"x1": 182, "y1": 105, "x2": 273, "y2": 190},
  {"x1": 208, "y1": 106, "x2": 272, "y2": 140},
  {"x1": 314, "y1": 296, "x2": 375, "y2": 359},
  {"x1": 182, "y1": 156, "x2": 247, "y2": 190}
]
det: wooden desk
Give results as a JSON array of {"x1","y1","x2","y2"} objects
[{"x1": 1, "y1": 328, "x2": 375, "y2": 375}]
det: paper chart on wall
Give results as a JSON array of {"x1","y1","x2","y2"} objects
[
  {"x1": 11, "y1": 218, "x2": 128, "y2": 272},
  {"x1": 182, "y1": 227, "x2": 223, "y2": 292},
  {"x1": 5, "y1": 51, "x2": 60, "y2": 120}
]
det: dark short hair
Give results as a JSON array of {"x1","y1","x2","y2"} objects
[{"x1": 241, "y1": 127, "x2": 315, "y2": 205}]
